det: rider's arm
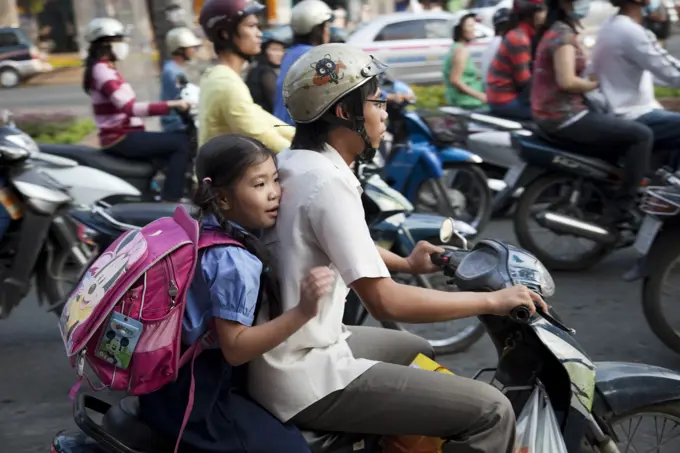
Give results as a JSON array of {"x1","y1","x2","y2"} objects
[
  {"x1": 627, "y1": 26, "x2": 680, "y2": 87},
  {"x1": 217, "y1": 84, "x2": 292, "y2": 153},
  {"x1": 376, "y1": 246, "x2": 411, "y2": 273},
  {"x1": 553, "y1": 44, "x2": 598, "y2": 93},
  {"x1": 505, "y1": 33, "x2": 532, "y2": 91},
  {"x1": 92, "y1": 62, "x2": 171, "y2": 117},
  {"x1": 205, "y1": 247, "x2": 311, "y2": 366},
  {"x1": 449, "y1": 45, "x2": 487, "y2": 102},
  {"x1": 308, "y1": 175, "x2": 492, "y2": 322}
]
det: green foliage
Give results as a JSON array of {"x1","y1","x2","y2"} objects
[
  {"x1": 14, "y1": 113, "x2": 96, "y2": 145},
  {"x1": 411, "y1": 85, "x2": 680, "y2": 110}
]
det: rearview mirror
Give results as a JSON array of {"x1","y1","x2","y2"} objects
[{"x1": 439, "y1": 217, "x2": 468, "y2": 250}]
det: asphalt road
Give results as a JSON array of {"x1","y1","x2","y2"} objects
[{"x1": 1, "y1": 218, "x2": 679, "y2": 452}]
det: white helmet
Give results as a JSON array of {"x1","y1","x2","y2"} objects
[
  {"x1": 290, "y1": 0, "x2": 334, "y2": 36},
  {"x1": 166, "y1": 27, "x2": 202, "y2": 54},
  {"x1": 84, "y1": 18, "x2": 127, "y2": 43}
]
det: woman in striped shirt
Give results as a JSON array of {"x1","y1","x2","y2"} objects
[{"x1": 82, "y1": 18, "x2": 192, "y2": 202}]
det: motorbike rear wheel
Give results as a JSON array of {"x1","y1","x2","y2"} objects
[
  {"x1": 514, "y1": 174, "x2": 612, "y2": 271},
  {"x1": 642, "y1": 227, "x2": 680, "y2": 354}
]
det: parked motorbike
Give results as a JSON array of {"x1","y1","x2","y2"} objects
[
  {"x1": 378, "y1": 78, "x2": 492, "y2": 235},
  {"x1": 51, "y1": 233, "x2": 680, "y2": 453},
  {"x1": 65, "y1": 161, "x2": 483, "y2": 355},
  {"x1": 0, "y1": 112, "x2": 138, "y2": 319},
  {"x1": 39, "y1": 76, "x2": 199, "y2": 202},
  {"x1": 496, "y1": 128, "x2": 643, "y2": 271},
  {"x1": 623, "y1": 167, "x2": 680, "y2": 354}
]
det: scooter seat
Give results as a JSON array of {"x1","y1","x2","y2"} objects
[
  {"x1": 104, "y1": 202, "x2": 197, "y2": 228},
  {"x1": 102, "y1": 397, "x2": 379, "y2": 453},
  {"x1": 39, "y1": 144, "x2": 156, "y2": 179},
  {"x1": 511, "y1": 131, "x2": 622, "y2": 177}
]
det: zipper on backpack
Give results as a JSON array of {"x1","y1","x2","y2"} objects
[{"x1": 164, "y1": 258, "x2": 179, "y2": 307}]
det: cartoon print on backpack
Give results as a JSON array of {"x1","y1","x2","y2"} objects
[
  {"x1": 60, "y1": 231, "x2": 148, "y2": 352},
  {"x1": 95, "y1": 311, "x2": 143, "y2": 369}
]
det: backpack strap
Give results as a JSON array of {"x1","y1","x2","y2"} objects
[{"x1": 173, "y1": 230, "x2": 243, "y2": 453}]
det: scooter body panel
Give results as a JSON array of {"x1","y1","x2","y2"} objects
[{"x1": 40, "y1": 166, "x2": 141, "y2": 206}]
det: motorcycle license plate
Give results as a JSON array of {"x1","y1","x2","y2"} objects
[
  {"x1": 503, "y1": 163, "x2": 527, "y2": 189},
  {"x1": 633, "y1": 215, "x2": 663, "y2": 255}
]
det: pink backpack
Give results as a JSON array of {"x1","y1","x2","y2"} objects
[{"x1": 59, "y1": 205, "x2": 243, "y2": 452}]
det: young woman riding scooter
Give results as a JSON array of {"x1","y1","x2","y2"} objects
[
  {"x1": 247, "y1": 43, "x2": 548, "y2": 453},
  {"x1": 82, "y1": 18, "x2": 192, "y2": 202},
  {"x1": 531, "y1": 0, "x2": 654, "y2": 222}
]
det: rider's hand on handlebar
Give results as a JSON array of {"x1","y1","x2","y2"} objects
[
  {"x1": 297, "y1": 266, "x2": 335, "y2": 319},
  {"x1": 168, "y1": 99, "x2": 192, "y2": 112},
  {"x1": 487, "y1": 285, "x2": 548, "y2": 317},
  {"x1": 406, "y1": 241, "x2": 446, "y2": 274}
]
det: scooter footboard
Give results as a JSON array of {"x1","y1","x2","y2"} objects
[{"x1": 594, "y1": 361, "x2": 680, "y2": 416}]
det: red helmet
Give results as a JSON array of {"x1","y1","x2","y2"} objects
[
  {"x1": 512, "y1": 0, "x2": 545, "y2": 12},
  {"x1": 199, "y1": 0, "x2": 265, "y2": 44}
]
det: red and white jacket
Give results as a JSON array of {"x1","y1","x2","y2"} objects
[{"x1": 90, "y1": 60, "x2": 170, "y2": 148}]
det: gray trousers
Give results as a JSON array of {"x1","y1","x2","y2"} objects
[{"x1": 291, "y1": 326, "x2": 515, "y2": 453}]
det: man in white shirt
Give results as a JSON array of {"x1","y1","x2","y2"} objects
[
  {"x1": 249, "y1": 43, "x2": 547, "y2": 452},
  {"x1": 480, "y1": 7, "x2": 512, "y2": 88},
  {"x1": 592, "y1": 0, "x2": 680, "y2": 167}
]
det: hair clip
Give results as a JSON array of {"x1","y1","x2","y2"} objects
[{"x1": 202, "y1": 177, "x2": 212, "y2": 184}]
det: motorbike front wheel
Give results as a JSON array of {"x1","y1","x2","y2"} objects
[{"x1": 642, "y1": 227, "x2": 680, "y2": 354}]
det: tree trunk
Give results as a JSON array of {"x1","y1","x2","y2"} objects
[
  {"x1": 145, "y1": 0, "x2": 193, "y2": 70},
  {"x1": 0, "y1": 0, "x2": 19, "y2": 28}
]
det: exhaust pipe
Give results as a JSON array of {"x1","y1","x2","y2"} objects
[{"x1": 534, "y1": 211, "x2": 618, "y2": 245}]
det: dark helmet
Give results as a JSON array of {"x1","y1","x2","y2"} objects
[
  {"x1": 513, "y1": 0, "x2": 546, "y2": 13},
  {"x1": 492, "y1": 7, "x2": 512, "y2": 26},
  {"x1": 199, "y1": 0, "x2": 265, "y2": 46},
  {"x1": 262, "y1": 28, "x2": 292, "y2": 48}
]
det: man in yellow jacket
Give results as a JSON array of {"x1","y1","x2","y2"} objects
[{"x1": 198, "y1": 0, "x2": 294, "y2": 152}]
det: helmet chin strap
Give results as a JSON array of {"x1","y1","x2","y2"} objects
[{"x1": 322, "y1": 113, "x2": 377, "y2": 162}]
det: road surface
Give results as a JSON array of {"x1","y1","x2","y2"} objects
[{"x1": 1, "y1": 219, "x2": 679, "y2": 452}]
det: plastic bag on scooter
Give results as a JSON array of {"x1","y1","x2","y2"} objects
[{"x1": 513, "y1": 385, "x2": 568, "y2": 453}]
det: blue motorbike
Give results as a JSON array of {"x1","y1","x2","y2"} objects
[{"x1": 378, "y1": 78, "x2": 492, "y2": 235}]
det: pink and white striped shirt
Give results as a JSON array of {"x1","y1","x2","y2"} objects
[{"x1": 89, "y1": 60, "x2": 170, "y2": 148}]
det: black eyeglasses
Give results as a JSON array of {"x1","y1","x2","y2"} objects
[{"x1": 367, "y1": 99, "x2": 387, "y2": 111}]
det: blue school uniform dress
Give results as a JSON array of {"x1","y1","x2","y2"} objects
[{"x1": 139, "y1": 216, "x2": 310, "y2": 453}]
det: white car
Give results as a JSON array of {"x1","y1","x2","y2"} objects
[{"x1": 347, "y1": 11, "x2": 495, "y2": 85}]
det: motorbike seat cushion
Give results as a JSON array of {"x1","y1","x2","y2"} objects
[
  {"x1": 105, "y1": 202, "x2": 197, "y2": 228},
  {"x1": 102, "y1": 397, "x2": 378, "y2": 453},
  {"x1": 39, "y1": 143, "x2": 156, "y2": 179},
  {"x1": 512, "y1": 130, "x2": 622, "y2": 176}
]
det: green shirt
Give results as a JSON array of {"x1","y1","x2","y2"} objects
[{"x1": 443, "y1": 42, "x2": 484, "y2": 109}]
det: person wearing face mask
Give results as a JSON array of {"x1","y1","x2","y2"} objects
[
  {"x1": 273, "y1": 0, "x2": 334, "y2": 125},
  {"x1": 485, "y1": 0, "x2": 547, "y2": 120},
  {"x1": 82, "y1": 18, "x2": 192, "y2": 202},
  {"x1": 246, "y1": 30, "x2": 288, "y2": 114},
  {"x1": 198, "y1": 0, "x2": 293, "y2": 151},
  {"x1": 161, "y1": 27, "x2": 203, "y2": 133},
  {"x1": 531, "y1": 0, "x2": 654, "y2": 222},
  {"x1": 443, "y1": 13, "x2": 487, "y2": 109},
  {"x1": 592, "y1": 0, "x2": 680, "y2": 169}
]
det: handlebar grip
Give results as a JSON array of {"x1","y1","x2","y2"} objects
[
  {"x1": 510, "y1": 305, "x2": 532, "y2": 324},
  {"x1": 430, "y1": 253, "x2": 448, "y2": 267}
]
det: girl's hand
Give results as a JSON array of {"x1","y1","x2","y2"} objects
[
  {"x1": 487, "y1": 285, "x2": 548, "y2": 316},
  {"x1": 298, "y1": 267, "x2": 335, "y2": 319},
  {"x1": 168, "y1": 99, "x2": 191, "y2": 111}
]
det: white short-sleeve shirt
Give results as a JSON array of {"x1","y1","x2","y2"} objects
[{"x1": 248, "y1": 145, "x2": 390, "y2": 422}]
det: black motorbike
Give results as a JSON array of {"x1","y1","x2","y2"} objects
[
  {"x1": 0, "y1": 113, "x2": 90, "y2": 319},
  {"x1": 497, "y1": 128, "x2": 650, "y2": 271},
  {"x1": 51, "y1": 232, "x2": 680, "y2": 453},
  {"x1": 623, "y1": 167, "x2": 680, "y2": 354},
  {"x1": 38, "y1": 75, "x2": 198, "y2": 202}
]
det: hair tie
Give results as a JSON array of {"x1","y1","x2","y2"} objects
[{"x1": 202, "y1": 177, "x2": 212, "y2": 184}]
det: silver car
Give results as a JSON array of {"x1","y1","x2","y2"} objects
[{"x1": 347, "y1": 11, "x2": 494, "y2": 85}]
